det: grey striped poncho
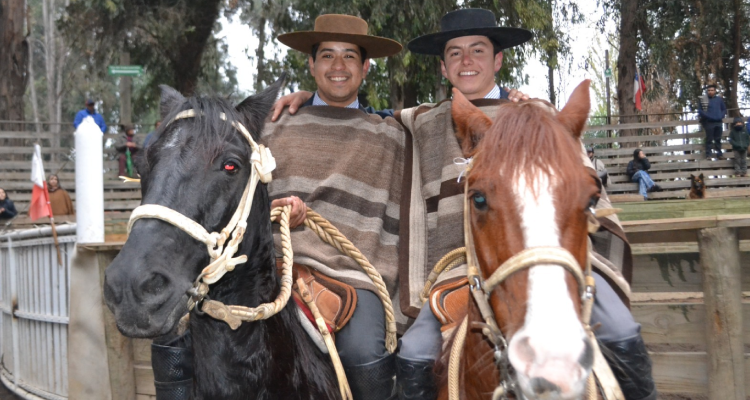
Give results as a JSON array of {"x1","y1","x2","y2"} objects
[{"x1": 261, "y1": 106, "x2": 405, "y2": 300}]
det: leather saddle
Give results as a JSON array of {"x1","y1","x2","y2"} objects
[
  {"x1": 276, "y1": 260, "x2": 358, "y2": 334},
  {"x1": 429, "y1": 277, "x2": 470, "y2": 332}
]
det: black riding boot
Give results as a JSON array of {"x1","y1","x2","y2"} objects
[
  {"x1": 600, "y1": 335, "x2": 657, "y2": 400},
  {"x1": 395, "y1": 356, "x2": 436, "y2": 400},
  {"x1": 345, "y1": 353, "x2": 396, "y2": 400},
  {"x1": 151, "y1": 332, "x2": 194, "y2": 400}
]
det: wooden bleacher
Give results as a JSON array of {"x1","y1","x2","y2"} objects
[
  {"x1": 0, "y1": 129, "x2": 140, "y2": 231},
  {"x1": 583, "y1": 117, "x2": 750, "y2": 202}
]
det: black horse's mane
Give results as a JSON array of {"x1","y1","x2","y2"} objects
[{"x1": 145, "y1": 95, "x2": 255, "y2": 169}]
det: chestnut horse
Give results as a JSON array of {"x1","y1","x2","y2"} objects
[{"x1": 443, "y1": 80, "x2": 601, "y2": 400}]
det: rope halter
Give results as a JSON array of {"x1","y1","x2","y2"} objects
[{"x1": 127, "y1": 109, "x2": 294, "y2": 328}]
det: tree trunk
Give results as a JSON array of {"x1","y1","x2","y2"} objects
[
  {"x1": 0, "y1": 0, "x2": 28, "y2": 129},
  {"x1": 616, "y1": 0, "x2": 639, "y2": 137},
  {"x1": 725, "y1": 0, "x2": 742, "y2": 117},
  {"x1": 548, "y1": 61, "x2": 556, "y2": 107},
  {"x1": 171, "y1": 0, "x2": 223, "y2": 95},
  {"x1": 254, "y1": 16, "x2": 267, "y2": 93}
]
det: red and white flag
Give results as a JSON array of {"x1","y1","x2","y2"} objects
[
  {"x1": 29, "y1": 144, "x2": 52, "y2": 221},
  {"x1": 634, "y1": 71, "x2": 646, "y2": 111}
]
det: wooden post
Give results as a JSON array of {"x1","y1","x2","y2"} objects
[{"x1": 697, "y1": 227, "x2": 744, "y2": 400}]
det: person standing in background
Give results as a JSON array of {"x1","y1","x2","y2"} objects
[
  {"x1": 698, "y1": 84, "x2": 727, "y2": 160},
  {"x1": 73, "y1": 99, "x2": 107, "y2": 133}
]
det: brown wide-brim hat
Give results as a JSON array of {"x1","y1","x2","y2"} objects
[
  {"x1": 408, "y1": 9, "x2": 532, "y2": 56},
  {"x1": 278, "y1": 14, "x2": 402, "y2": 59}
]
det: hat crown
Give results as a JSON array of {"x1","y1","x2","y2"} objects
[
  {"x1": 440, "y1": 9, "x2": 497, "y2": 32},
  {"x1": 314, "y1": 14, "x2": 369, "y2": 36}
]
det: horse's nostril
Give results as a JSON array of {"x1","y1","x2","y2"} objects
[
  {"x1": 139, "y1": 273, "x2": 170, "y2": 297},
  {"x1": 104, "y1": 275, "x2": 123, "y2": 304},
  {"x1": 529, "y1": 377, "x2": 561, "y2": 395}
]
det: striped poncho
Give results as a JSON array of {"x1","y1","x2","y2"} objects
[
  {"x1": 396, "y1": 99, "x2": 632, "y2": 318},
  {"x1": 261, "y1": 107, "x2": 406, "y2": 300}
]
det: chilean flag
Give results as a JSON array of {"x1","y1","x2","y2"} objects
[
  {"x1": 634, "y1": 71, "x2": 646, "y2": 111},
  {"x1": 29, "y1": 144, "x2": 52, "y2": 221}
]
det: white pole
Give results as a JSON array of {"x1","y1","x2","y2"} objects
[{"x1": 75, "y1": 118, "x2": 105, "y2": 243}]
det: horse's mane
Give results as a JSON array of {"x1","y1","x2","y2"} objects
[
  {"x1": 470, "y1": 99, "x2": 587, "y2": 196},
  {"x1": 146, "y1": 95, "x2": 257, "y2": 168}
]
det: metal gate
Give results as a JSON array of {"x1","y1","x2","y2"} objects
[{"x1": 0, "y1": 225, "x2": 76, "y2": 400}]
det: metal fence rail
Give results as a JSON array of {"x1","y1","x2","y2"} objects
[{"x1": 0, "y1": 225, "x2": 76, "y2": 400}]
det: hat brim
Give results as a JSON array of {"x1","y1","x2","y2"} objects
[
  {"x1": 407, "y1": 27, "x2": 532, "y2": 56},
  {"x1": 278, "y1": 32, "x2": 403, "y2": 58}
]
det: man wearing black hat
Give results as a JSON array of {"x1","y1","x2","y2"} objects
[
  {"x1": 73, "y1": 99, "x2": 107, "y2": 133},
  {"x1": 400, "y1": 9, "x2": 656, "y2": 400}
]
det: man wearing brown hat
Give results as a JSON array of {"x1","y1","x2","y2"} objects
[
  {"x1": 262, "y1": 14, "x2": 406, "y2": 400},
  {"x1": 114, "y1": 123, "x2": 142, "y2": 177}
]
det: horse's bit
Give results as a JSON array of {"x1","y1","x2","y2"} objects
[
  {"x1": 448, "y1": 158, "x2": 597, "y2": 400},
  {"x1": 127, "y1": 109, "x2": 294, "y2": 328}
]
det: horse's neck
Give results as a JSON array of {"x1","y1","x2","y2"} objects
[{"x1": 190, "y1": 203, "x2": 339, "y2": 399}]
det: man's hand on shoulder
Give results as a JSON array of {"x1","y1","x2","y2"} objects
[
  {"x1": 270, "y1": 196, "x2": 307, "y2": 228},
  {"x1": 271, "y1": 91, "x2": 314, "y2": 122},
  {"x1": 504, "y1": 87, "x2": 530, "y2": 102}
]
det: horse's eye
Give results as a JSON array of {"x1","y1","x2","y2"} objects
[
  {"x1": 223, "y1": 161, "x2": 239, "y2": 173},
  {"x1": 472, "y1": 193, "x2": 488, "y2": 210},
  {"x1": 589, "y1": 196, "x2": 599, "y2": 209}
]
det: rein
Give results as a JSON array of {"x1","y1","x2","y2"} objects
[
  {"x1": 127, "y1": 109, "x2": 294, "y2": 327},
  {"x1": 448, "y1": 159, "x2": 598, "y2": 400}
]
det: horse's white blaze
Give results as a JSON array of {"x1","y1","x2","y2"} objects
[{"x1": 509, "y1": 172, "x2": 588, "y2": 398}]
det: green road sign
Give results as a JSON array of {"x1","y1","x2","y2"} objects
[
  {"x1": 604, "y1": 68, "x2": 613, "y2": 78},
  {"x1": 108, "y1": 65, "x2": 143, "y2": 76}
]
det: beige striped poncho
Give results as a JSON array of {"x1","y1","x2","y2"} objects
[
  {"x1": 261, "y1": 106, "x2": 405, "y2": 301},
  {"x1": 396, "y1": 99, "x2": 632, "y2": 318}
]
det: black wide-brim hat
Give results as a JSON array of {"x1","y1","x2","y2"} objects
[
  {"x1": 278, "y1": 14, "x2": 402, "y2": 59},
  {"x1": 408, "y1": 9, "x2": 532, "y2": 56}
]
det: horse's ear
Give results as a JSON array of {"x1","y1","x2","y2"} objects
[
  {"x1": 159, "y1": 85, "x2": 186, "y2": 121},
  {"x1": 236, "y1": 73, "x2": 286, "y2": 133},
  {"x1": 451, "y1": 88, "x2": 493, "y2": 156},
  {"x1": 557, "y1": 80, "x2": 591, "y2": 139}
]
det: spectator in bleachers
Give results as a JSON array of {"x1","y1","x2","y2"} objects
[
  {"x1": 729, "y1": 117, "x2": 749, "y2": 177},
  {"x1": 73, "y1": 99, "x2": 107, "y2": 133},
  {"x1": 0, "y1": 188, "x2": 17, "y2": 220},
  {"x1": 698, "y1": 84, "x2": 727, "y2": 160},
  {"x1": 627, "y1": 149, "x2": 662, "y2": 200},
  {"x1": 143, "y1": 120, "x2": 161, "y2": 148},
  {"x1": 587, "y1": 146, "x2": 609, "y2": 186},
  {"x1": 47, "y1": 175, "x2": 75, "y2": 216},
  {"x1": 115, "y1": 124, "x2": 143, "y2": 177}
]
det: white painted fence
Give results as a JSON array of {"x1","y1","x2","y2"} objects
[{"x1": 0, "y1": 225, "x2": 76, "y2": 400}]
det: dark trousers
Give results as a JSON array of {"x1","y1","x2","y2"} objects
[
  {"x1": 118, "y1": 150, "x2": 139, "y2": 177},
  {"x1": 703, "y1": 122, "x2": 723, "y2": 156}
]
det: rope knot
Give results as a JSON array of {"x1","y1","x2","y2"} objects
[{"x1": 454, "y1": 157, "x2": 473, "y2": 182}]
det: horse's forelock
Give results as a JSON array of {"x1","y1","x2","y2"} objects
[{"x1": 471, "y1": 100, "x2": 586, "y2": 196}]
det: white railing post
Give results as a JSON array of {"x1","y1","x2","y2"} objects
[
  {"x1": 7, "y1": 238, "x2": 19, "y2": 388},
  {"x1": 75, "y1": 118, "x2": 105, "y2": 243}
]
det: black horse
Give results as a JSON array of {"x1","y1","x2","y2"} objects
[{"x1": 103, "y1": 79, "x2": 340, "y2": 400}]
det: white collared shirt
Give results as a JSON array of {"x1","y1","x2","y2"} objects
[
  {"x1": 312, "y1": 92, "x2": 360, "y2": 109},
  {"x1": 484, "y1": 85, "x2": 501, "y2": 100}
]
